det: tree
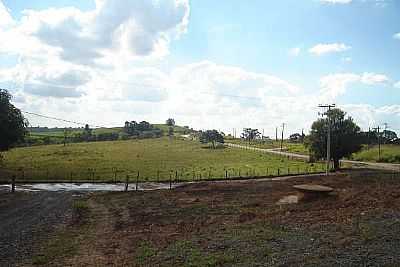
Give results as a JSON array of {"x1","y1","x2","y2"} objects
[
  {"x1": 383, "y1": 130, "x2": 397, "y2": 142},
  {"x1": 199, "y1": 130, "x2": 224, "y2": 149},
  {"x1": 0, "y1": 89, "x2": 27, "y2": 151},
  {"x1": 241, "y1": 128, "x2": 260, "y2": 143},
  {"x1": 166, "y1": 118, "x2": 175, "y2": 126},
  {"x1": 289, "y1": 133, "x2": 302, "y2": 143},
  {"x1": 305, "y1": 108, "x2": 362, "y2": 170}
]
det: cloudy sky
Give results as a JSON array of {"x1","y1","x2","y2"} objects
[{"x1": 0, "y1": 0, "x2": 399, "y2": 136}]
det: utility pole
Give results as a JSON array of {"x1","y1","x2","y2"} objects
[
  {"x1": 275, "y1": 127, "x2": 278, "y2": 142},
  {"x1": 373, "y1": 126, "x2": 381, "y2": 161},
  {"x1": 383, "y1": 123, "x2": 388, "y2": 144},
  {"x1": 280, "y1": 123, "x2": 285, "y2": 152},
  {"x1": 367, "y1": 127, "x2": 371, "y2": 150},
  {"x1": 318, "y1": 104, "x2": 335, "y2": 176}
]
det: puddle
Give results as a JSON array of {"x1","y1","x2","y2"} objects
[
  {"x1": 276, "y1": 195, "x2": 299, "y2": 205},
  {"x1": 0, "y1": 182, "x2": 182, "y2": 192}
]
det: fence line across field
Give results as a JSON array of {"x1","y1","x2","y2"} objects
[{"x1": 3, "y1": 164, "x2": 328, "y2": 185}]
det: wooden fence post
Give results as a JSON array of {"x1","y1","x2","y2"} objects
[
  {"x1": 169, "y1": 173, "x2": 172, "y2": 190},
  {"x1": 225, "y1": 170, "x2": 228, "y2": 179},
  {"x1": 277, "y1": 168, "x2": 280, "y2": 176},
  {"x1": 11, "y1": 175, "x2": 15, "y2": 193},
  {"x1": 136, "y1": 171, "x2": 139, "y2": 191},
  {"x1": 125, "y1": 175, "x2": 129, "y2": 192}
]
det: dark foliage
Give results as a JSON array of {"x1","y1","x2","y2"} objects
[{"x1": 0, "y1": 89, "x2": 27, "y2": 151}]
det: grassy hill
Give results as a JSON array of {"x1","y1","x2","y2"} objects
[{"x1": 1, "y1": 137, "x2": 323, "y2": 182}]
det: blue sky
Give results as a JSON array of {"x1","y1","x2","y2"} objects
[{"x1": 0, "y1": 0, "x2": 399, "y2": 135}]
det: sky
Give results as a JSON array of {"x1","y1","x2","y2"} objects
[{"x1": 0, "y1": 0, "x2": 399, "y2": 137}]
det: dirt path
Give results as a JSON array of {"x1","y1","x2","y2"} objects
[
  {"x1": 0, "y1": 191, "x2": 76, "y2": 267},
  {"x1": 65, "y1": 195, "x2": 134, "y2": 266},
  {"x1": 226, "y1": 143, "x2": 400, "y2": 171}
]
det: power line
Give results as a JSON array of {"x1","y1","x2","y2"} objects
[{"x1": 21, "y1": 110, "x2": 106, "y2": 128}]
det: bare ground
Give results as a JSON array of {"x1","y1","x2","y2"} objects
[
  {"x1": 0, "y1": 191, "x2": 77, "y2": 267},
  {"x1": 3, "y1": 169, "x2": 400, "y2": 266}
]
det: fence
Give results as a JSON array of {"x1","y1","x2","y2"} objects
[{"x1": 0, "y1": 163, "x2": 329, "y2": 185}]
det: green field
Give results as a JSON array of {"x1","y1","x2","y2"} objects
[
  {"x1": 225, "y1": 138, "x2": 309, "y2": 155},
  {"x1": 1, "y1": 137, "x2": 323, "y2": 182},
  {"x1": 351, "y1": 145, "x2": 400, "y2": 163}
]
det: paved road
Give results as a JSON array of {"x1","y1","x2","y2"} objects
[
  {"x1": 0, "y1": 191, "x2": 76, "y2": 266},
  {"x1": 226, "y1": 143, "x2": 400, "y2": 172}
]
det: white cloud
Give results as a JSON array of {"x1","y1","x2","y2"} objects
[
  {"x1": 344, "y1": 104, "x2": 400, "y2": 131},
  {"x1": 0, "y1": 0, "x2": 190, "y2": 66},
  {"x1": 289, "y1": 47, "x2": 301, "y2": 57},
  {"x1": 319, "y1": 72, "x2": 389, "y2": 100},
  {"x1": 360, "y1": 72, "x2": 389, "y2": 85},
  {"x1": 0, "y1": 1, "x2": 399, "y2": 135},
  {"x1": 320, "y1": 0, "x2": 352, "y2": 4},
  {"x1": 394, "y1": 81, "x2": 400, "y2": 89},
  {"x1": 0, "y1": 1, "x2": 14, "y2": 29},
  {"x1": 309, "y1": 43, "x2": 351, "y2": 56},
  {"x1": 393, "y1": 33, "x2": 400, "y2": 40}
]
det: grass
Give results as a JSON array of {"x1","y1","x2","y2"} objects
[
  {"x1": 225, "y1": 137, "x2": 309, "y2": 155},
  {"x1": 351, "y1": 145, "x2": 400, "y2": 163},
  {"x1": 2, "y1": 137, "x2": 323, "y2": 182}
]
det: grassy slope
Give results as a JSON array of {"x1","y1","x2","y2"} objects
[
  {"x1": 351, "y1": 145, "x2": 400, "y2": 163},
  {"x1": 2, "y1": 137, "x2": 322, "y2": 182}
]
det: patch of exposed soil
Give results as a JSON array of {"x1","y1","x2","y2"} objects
[{"x1": 0, "y1": 191, "x2": 76, "y2": 267}]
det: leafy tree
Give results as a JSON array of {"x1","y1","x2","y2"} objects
[
  {"x1": 123, "y1": 120, "x2": 153, "y2": 136},
  {"x1": 199, "y1": 130, "x2": 224, "y2": 149},
  {"x1": 82, "y1": 124, "x2": 92, "y2": 141},
  {"x1": 241, "y1": 128, "x2": 260, "y2": 143},
  {"x1": 289, "y1": 133, "x2": 302, "y2": 143},
  {"x1": 0, "y1": 89, "x2": 28, "y2": 151},
  {"x1": 166, "y1": 118, "x2": 175, "y2": 126},
  {"x1": 306, "y1": 108, "x2": 362, "y2": 170},
  {"x1": 383, "y1": 130, "x2": 397, "y2": 142}
]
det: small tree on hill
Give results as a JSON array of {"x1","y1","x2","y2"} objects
[
  {"x1": 0, "y1": 89, "x2": 27, "y2": 152},
  {"x1": 199, "y1": 130, "x2": 224, "y2": 149},
  {"x1": 166, "y1": 118, "x2": 175, "y2": 126},
  {"x1": 305, "y1": 108, "x2": 362, "y2": 170},
  {"x1": 241, "y1": 128, "x2": 260, "y2": 143}
]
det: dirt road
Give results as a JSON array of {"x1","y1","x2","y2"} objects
[
  {"x1": 226, "y1": 143, "x2": 400, "y2": 171},
  {"x1": 0, "y1": 191, "x2": 76, "y2": 266}
]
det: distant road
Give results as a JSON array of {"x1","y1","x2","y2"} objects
[{"x1": 226, "y1": 143, "x2": 400, "y2": 172}]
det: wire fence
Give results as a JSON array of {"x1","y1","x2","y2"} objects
[{"x1": 0, "y1": 164, "x2": 329, "y2": 184}]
